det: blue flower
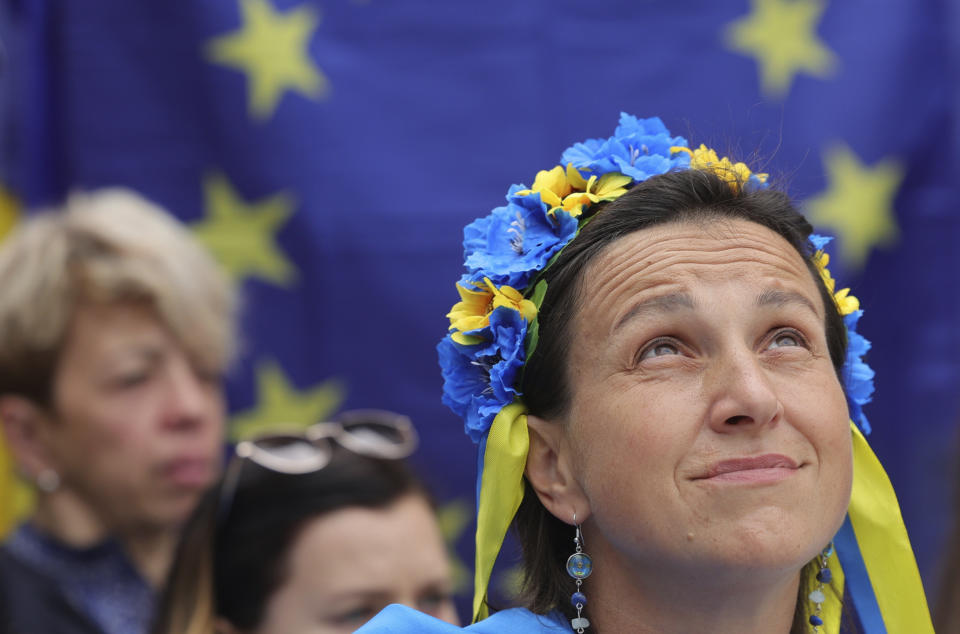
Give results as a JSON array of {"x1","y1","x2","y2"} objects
[
  {"x1": 809, "y1": 234, "x2": 833, "y2": 251},
  {"x1": 809, "y1": 234, "x2": 874, "y2": 435},
  {"x1": 462, "y1": 185, "x2": 579, "y2": 290},
  {"x1": 842, "y1": 310, "x2": 874, "y2": 435},
  {"x1": 438, "y1": 306, "x2": 528, "y2": 443},
  {"x1": 561, "y1": 113, "x2": 690, "y2": 182},
  {"x1": 744, "y1": 173, "x2": 769, "y2": 192}
]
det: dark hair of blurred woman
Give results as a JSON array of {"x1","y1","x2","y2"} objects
[{"x1": 152, "y1": 445, "x2": 458, "y2": 634}]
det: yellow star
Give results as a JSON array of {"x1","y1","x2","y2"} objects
[
  {"x1": 806, "y1": 144, "x2": 904, "y2": 268},
  {"x1": 192, "y1": 172, "x2": 297, "y2": 286},
  {"x1": 0, "y1": 185, "x2": 19, "y2": 242},
  {"x1": 206, "y1": 0, "x2": 329, "y2": 119},
  {"x1": 436, "y1": 498, "x2": 472, "y2": 594},
  {"x1": 725, "y1": 0, "x2": 837, "y2": 98},
  {"x1": 230, "y1": 361, "x2": 346, "y2": 441}
]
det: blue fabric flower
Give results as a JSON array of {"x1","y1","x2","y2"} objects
[
  {"x1": 843, "y1": 310, "x2": 874, "y2": 435},
  {"x1": 461, "y1": 185, "x2": 579, "y2": 290},
  {"x1": 438, "y1": 306, "x2": 528, "y2": 443},
  {"x1": 809, "y1": 234, "x2": 833, "y2": 251},
  {"x1": 809, "y1": 234, "x2": 874, "y2": 435},
  {"x1": 744, "y1": 173, "x2": 769, "y2": 192},
  {"x1": 561, "y1": 113, "x2": 690, "y2": 182}
]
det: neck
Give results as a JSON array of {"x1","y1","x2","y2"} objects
[
  {"x1": 119, "y1": 527, "x2": 178, "y2": 587},
  {"x1": 584, "y1": 544, "x2": 800, "y2": 634},
  {"x1": 32, "y1": 491, "x2": 177, "y2": 587},
  {"x1": 32, "y1": 489, "x2": 109, "y2": 546}
]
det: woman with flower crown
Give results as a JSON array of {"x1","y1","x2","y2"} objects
[{"x1": 356, "y1": 114, "x2": 933, "y2": 634}]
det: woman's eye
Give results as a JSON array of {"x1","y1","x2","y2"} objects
[
  {"x1": 194, "y1": 367, "x2": 222, "y2": 385},
  {"x1": 639, "y1": 340, "x2": 681, "y2": 360},
  {"x1": 112, "y1": 371, "x2": 150, "y2": 388},
  {"x1": 418, "y1": 591, "x2": 453, "y2": 610},
  {"x1": 418, "y1": 592, "x2": 455, "y2": 619},
  {"x1": 768, "y1": 330, "x2": 803, "y2": 349},
  {"x1": 332, "y1": 606, "x2": 378, "y2": 625}
]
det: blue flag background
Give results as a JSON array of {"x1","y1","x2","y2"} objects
[{"x1": 1, "y1": 0, "x2": 958, "y2": 615}]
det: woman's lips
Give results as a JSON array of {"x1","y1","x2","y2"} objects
[
  {"x1": 162, "y1": 456, "x2": 215, "y2": 488},
  {"x1": 695, "y1": 454, "x2": 800, "y2": 484}
]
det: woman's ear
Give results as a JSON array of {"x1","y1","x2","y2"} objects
[
  {"x1": 0, "y1": 395, "x2": 55, "y2": 479},
  {"x1": 525, "y1": 414, "x2": 591, "y2": 524}
]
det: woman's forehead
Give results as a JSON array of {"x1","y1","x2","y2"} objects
[{"x1": 580, "y1": 219, "x2": 819, "y2": 318}]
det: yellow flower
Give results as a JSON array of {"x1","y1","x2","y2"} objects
[
  {"x1": 671, "y1": 144, "x2": 768, "y2": 193},
  {"x1": 516, "y1": 164, "x2": 631, "y2": 218},
  {"x1": 515, "y1": 165, "x2": 573, "y2": 210},
  {"x1": 812, "y1": 249, "x2": 836, "y2": 293},
  {"x1": 447, "y1": 283, "x2": 492, "y2": 339},
  {"x1": 833, "y1": 287, "x2": 860, "y2": 316},
  {"x1": 560, "y1": 167, "x2": 632, "y2": 217},
  {"x1": 812, "y1": 249, "x2": 860, "y2": 316},
  {"x1": 447, "y1": 278, "x2": 536, "y2": 345}
]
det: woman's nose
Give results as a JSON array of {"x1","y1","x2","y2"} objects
[
  {"x1": 162, "y1": 360, "x2": 217, "y2": 430},
  {"x1": 705, "y1": 348, "x2": 783, "y2": 432}
]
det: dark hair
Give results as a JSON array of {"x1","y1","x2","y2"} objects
[
  {"x1": 513, "y1": 169, "x2": 849, "y2": 629},
  {"x1": 151, "y1": 448, "x2": 426, "y2": 634}
]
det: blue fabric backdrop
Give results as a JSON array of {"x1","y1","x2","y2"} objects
[{"x1": 1, "y1": 0, "x2": 957, "y2": 615}]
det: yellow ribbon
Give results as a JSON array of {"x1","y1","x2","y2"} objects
[
  {"x1": 472, "y1": 400, "x2": 529, "y2": 622},
  {"x1": 847, "y1": 424, "x2": 933, "y2": 631}
]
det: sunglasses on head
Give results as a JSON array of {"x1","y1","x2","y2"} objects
[{"x1": 218, "y1": 409, "x2": 418, "y2": 523}]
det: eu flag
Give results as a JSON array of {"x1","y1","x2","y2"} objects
[{"x1": 1, "y1": 0, "x2": 957, "y2": 613}]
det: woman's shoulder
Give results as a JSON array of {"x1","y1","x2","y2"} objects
[
  {"x1": 356, "y1": 605, "x2": 570, "y2": 633},
  {"x1": 0, "y1": 545, "x2": 102, "y2": 634}
]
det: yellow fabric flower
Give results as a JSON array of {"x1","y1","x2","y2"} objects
[
  {"x1": 813, "y1": 249, "x2": 836, "y2": 293},
  {"x1": 516, "y1": 164, "x2": 631, "y2": 218},
  {"x1": 813, "y1": 249, "x2": 860, "y2": 316},
  {"x1": 671, "y1": 144, "x2": 768, "y2": 193},
  {"x1": 560, "y1": 167, "x2": 632, "y2": 216},
  {"x1": 515, "y1": 165, "x2": 573, "y2": 210},
  {"x1": 447, "y1": 278, "x2": 536, "y2": 345},
  {"x1": 833, "y1": 287, "x2": 860, "y2": 316},
  {"x1": 447, "y1": 283, "x2": 493, "y2": 340}
]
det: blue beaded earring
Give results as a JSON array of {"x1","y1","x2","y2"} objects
[
  {"x1": 565, "y1": 514, "x2": 592, "y2": 633},
  {"x1": 808, "y1": 543, "x2": 833, "y2": 631}
]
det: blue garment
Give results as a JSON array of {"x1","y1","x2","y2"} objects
[
  {"x1": 356, "y1": 605, "x2": 570, "y2": 633},
  {"x1": 355, "y1": 602, "x2": 865, "y2": 633},
  {"x1": 2, "y1": 523, "x2": 154, "y2": 634}
]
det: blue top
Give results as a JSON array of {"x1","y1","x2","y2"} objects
[
  {"x1": 2, "y1": 523, "x2": 154, "y2": 634},
  {"x1": 356, "y1": 604, "x2": 571, "y2": 633}
]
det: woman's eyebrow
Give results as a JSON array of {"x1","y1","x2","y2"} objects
[
  {"x1": 614, "y1": 293, "x2": 695, "y2": 332},
  {"x1": 324, "y1": 588, "x2": 391, "y2": 605},
  {"x1": 755, "y1": 288, "x2": 821, "y2": 317}
]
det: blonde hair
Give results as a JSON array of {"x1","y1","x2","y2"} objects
[{"x1": 0, "y1": 188, "x2": 237, "y2": 404}]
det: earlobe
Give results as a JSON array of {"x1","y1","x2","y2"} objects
[{"x1": 524, "y1": 414, "x2": 591, "y2": 525}]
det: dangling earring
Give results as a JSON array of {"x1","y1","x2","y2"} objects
[
  {"x1": 808, "y1": 543, "x2": 833, "y2": 631},
  {"x1": 36, "y1": 468, "x2": 60, "y2": 493},
  {"x1": 565, "y1": 513, "x2": 592, "y2": 633}
]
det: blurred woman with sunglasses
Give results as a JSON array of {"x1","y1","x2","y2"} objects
[{"x1": 151, "y1": 410, "x2": 459, "y2": 634}]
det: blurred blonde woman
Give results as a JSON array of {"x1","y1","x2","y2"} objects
[{"x1": 0, "y1": 189, "x2": 236, "y2": 634}]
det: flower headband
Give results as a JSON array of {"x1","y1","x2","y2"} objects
[{"x1": 438, "y1": 113, "x2": 930, "y2": 631}]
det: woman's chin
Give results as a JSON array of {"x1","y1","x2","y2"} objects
[{"x1": 677, "y1": 515, "x2": 830, "y2": 576}]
